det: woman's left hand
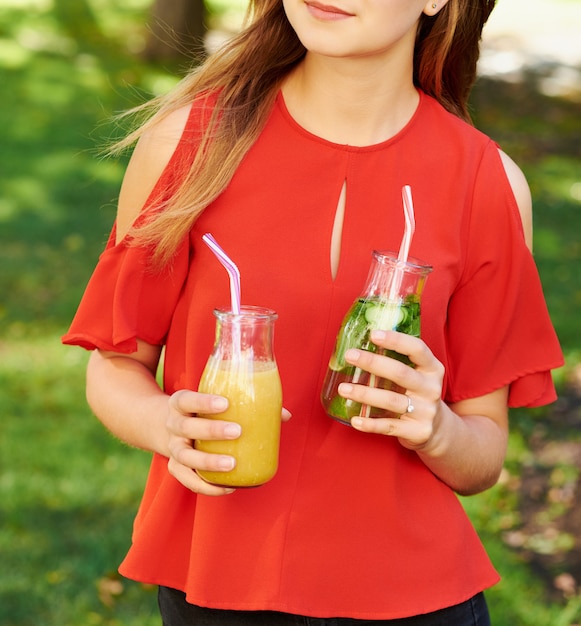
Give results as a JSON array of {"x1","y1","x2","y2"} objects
[{"x1": 338, "y1": 329, "x2": 445, "y2": 451}]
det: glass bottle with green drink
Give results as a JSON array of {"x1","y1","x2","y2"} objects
[{"x1": 321, "y1": 251, "x2": 432, "y2": 424}]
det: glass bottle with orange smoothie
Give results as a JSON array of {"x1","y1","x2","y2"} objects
[{"x1": 195, "y1": 306, "x2": 282, "y2": 488}]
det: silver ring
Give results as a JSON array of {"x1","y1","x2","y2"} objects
[{"x1": 405, "y1": 396, "x2": 415, "y2": 414}]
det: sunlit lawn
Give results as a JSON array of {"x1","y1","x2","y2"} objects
[{"x1": 1, "y1": 1, "x2": 580, "y2": 625}]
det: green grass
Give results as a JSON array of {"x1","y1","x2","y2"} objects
[
  {"x1": 1, "y1": 1, "x2": 580, "y2": 624},
  {"x1": 0, "y1": 336, "x2": 158, "y2": 625}
]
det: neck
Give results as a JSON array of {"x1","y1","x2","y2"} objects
[{"x1": 282, "y1": 53, "x2": 419, "y2": 146}]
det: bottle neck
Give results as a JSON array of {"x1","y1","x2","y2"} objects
[
  {"x1": 363, "y1": 252, "x2": 431, "y2": 301},
  {"x1": 213, "y1": 308, "x2": 277, "y2": 362}
]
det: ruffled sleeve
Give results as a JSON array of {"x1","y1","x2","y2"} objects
[
  {"x1": 61, "y1": 106, "x2": 199, "y2": 354},
  {"x1": 61, "y1": 231, "x2": 190, "y2": 353},
  {"x1": 444, "y1": 142, "x2": 564, "y2": 408}
]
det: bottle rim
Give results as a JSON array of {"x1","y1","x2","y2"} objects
[
  {"x1": 213, "y1": 305, "x2": 278, "y2": 322},
  {"x1": 372, "y1": 250, "x2": 433, "y2": 274}
]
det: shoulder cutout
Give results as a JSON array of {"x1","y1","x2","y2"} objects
[
  {"x1": 498, "y1": 149, "x2": 533, "y2": 251},
  {"x1": 115, "y1": 105, "x2": 192, "y2": 244}
]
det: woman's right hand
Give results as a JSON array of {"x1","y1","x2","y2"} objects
[{"x1": 166, "y1": 389, "x2": 241, "y2": 496}]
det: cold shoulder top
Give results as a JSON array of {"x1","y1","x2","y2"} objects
[{"x1": 63, "y1": 91, "x2": 564, "y2": 619}]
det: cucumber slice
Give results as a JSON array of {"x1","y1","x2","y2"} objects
[
  {"x1": 328, "y1": 394, "x2": 362, "y2": 422},
  {"x1": 364, "y1": 301, "x2": 404, "y2": 330}
]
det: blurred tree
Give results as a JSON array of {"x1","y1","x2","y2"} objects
[
  {"x1": 52, "y1": 0, "x2": 106, "y2": 52},
  {"x1": 144, "y1": 0, "x2": 207, "y2": 61}
]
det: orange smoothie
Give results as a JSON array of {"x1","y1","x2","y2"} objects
[{"x1": 195, "y1": 359, "x2": 282, "y2": 487}]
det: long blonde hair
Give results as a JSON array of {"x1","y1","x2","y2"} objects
[{"x1": 121, "y1": 0, "x2": 496, "y2": 266}]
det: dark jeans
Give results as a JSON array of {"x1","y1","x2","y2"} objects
[{"x1": 158, "y1": 586, "x2": 491, "y2": 626}]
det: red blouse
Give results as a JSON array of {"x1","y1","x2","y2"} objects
[{"x1": 63, "y1": 91, "x2": 563, "y2": 619}]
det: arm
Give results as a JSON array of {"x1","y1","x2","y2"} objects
[
  {"x1": 115, "y1": 105, "x2": 192, "y2": 242},
  {"x1": 499, "y1": 148, "x2": 533, "y2": 251},
  {"x1": 340, "y1": 151, "x2": 533, "y2": 496},
  {"x1": 87, "y1": 342, "x2": 242, "y2": 496},
  {"x1": 85, "y1": 106, "x2": 242, "y2": 496}
]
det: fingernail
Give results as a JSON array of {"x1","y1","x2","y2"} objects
[
  {"x1": 345, "y1": 349, "x2": 360, "y2": 362},
  {"x1": 212, "y1": 396, "x2": 228, "y2": 410},
  {"x1": 224, "y1": 423, "x2": 241, "y2": 438},
  {"x1": 351, "y1": 417, "x2": 363, "y2": 428},
  {"x1": 339, "y1": 383, "x2": 353, "y2": 394},
  {"x1": 371, "y1": 330, "x2": 386, "y2": 341},
  {"x1": 218, "y1": 456, "x2": 236, "y2": 470}
]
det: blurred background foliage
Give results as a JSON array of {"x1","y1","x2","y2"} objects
[{"x1": 0, "y1": 0, "x2": 580, "y2": 624}]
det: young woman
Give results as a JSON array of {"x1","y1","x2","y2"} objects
[{"x1": 63, "y1": 0, "x2": 563, "y2": 623}]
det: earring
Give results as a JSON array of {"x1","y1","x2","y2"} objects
[{"x1": 432, "y1": 3, "x2": 437, "y2": 8}]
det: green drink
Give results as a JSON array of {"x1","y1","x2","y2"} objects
[{"x1": 321, "y1": 252, "x2": 431, "y2": 424}]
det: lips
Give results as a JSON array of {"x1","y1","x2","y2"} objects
[{"x1": 305, "y1": 0, "x2": 354, "y2": 17}]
